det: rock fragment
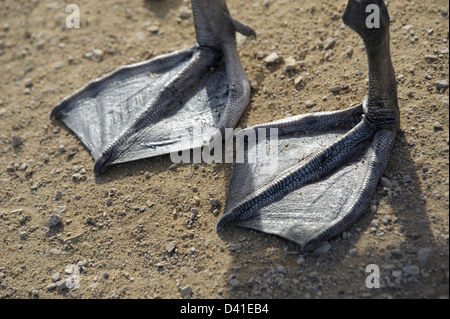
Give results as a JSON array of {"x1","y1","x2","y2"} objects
[
  {"x1": 323, "y1": 37, "x2": 336, "y2": 50},
  {"x1": 165, "y1": 241, "x2": 177, "y2": 254},
  {"x1": 181, "y1": 286, "x2": 193, "y2": 298},
  {"x1": 264, "y1": 52, "x2": 282, "y2": 64},
  {"x1": 44, "y1": 214, "x2": 62, "y2": 228}
]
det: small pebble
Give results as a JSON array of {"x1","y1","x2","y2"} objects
[
  {"x1": 313, "y1": 241, "x2": 331, "y2": 254},
  {"x1": 67, "y1": 145, "x2": 79, "y2": 156},
  {"x1": 277, "y1": 266, "x2": 287, "y2": 274},
  {"x1": 403, "y1": 265, "x2": 420, "y2": 276},
  {"x1": 92, "y1": 49, "x2": 103, "y2": 58},
  {"x1": 24, "y1": 78, "x2": 33, "y2": 88},
  {"x1": 380, "y1": 177, "x2": 392, "y2": 188},
  {"x1": 181, "y1": 286, "x2": 193, "y2": 298},
  {"x1": 53, "y1": 62, "x2": 63, "y2": 70},
  {"x1": 424, "y1": 54, "x2": 438, "y2": 63},
  {"x1": 47, "y1": 283, "x2": 56, "y2": 291},
  {"x1": 323, "y1": 37, "x2": 336, "y2": 50},
  {"x1": 165, "y1": 241, "x2": 177, "y2": 254},
  {"x1": 344, "y1": 46, "x2": 354, "y2": 58},
  {"x1": 264, "y1": 52, "x2": 282, "y2": 64},
  {"x1": 305, "y1": 100, "x2": 316, "y2": 108},
  {"x1": 417, "y1": 248, "x2": 432, "y2": 267},
  {"x1": 296, "y1": 257, "x2": 305, "y2": 265},
  {"x1": 11, "y1": 135, "x2": 22, "y2": 148},
  {"x1": 55, "y1": 279, "x2": 68, "y2": 291},
  {"x1": 19, "y1": 231, "x2": 28, "y2": 240},
  {"x1": 435, "y1": 80, "x2": 449, "y2": 89},
  {"x1": 53, "y1": 205, "x2": 66, "y2": 214},
  {"x1": 148, "y1": 25, "x2": 160, "y2": 34},
  {"x1": 330, "y1": 85, "x2": 340, "y2": 93},
  {"x1": 229, "y1": 279, "x2": 240, "y2": 288},
  {"x1": 284, "y1": 57, "x2": 297, "y2": 71},
  {"x1": 44, "y1": 214, "x2": 62, "y2": 228},
  {"x1": 403, "y1": 175, "x2": 412, "y2": 183},
  {"x1": 433, "y1": 122, "x2": 443, "y2": 130},
  {"x1": 209, "y1": 198, "x2": 221, "y2": 208},
  {"x1": 51, "y1": 272, "x2": 60, "y2": 282},
  {"x1": 178, "y1": 6, "x2": 192, "y2": 19},
  {"x1": 294, "y1": 75, "x2": 305, "y2": 88}
]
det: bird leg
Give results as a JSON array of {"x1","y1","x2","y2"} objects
[
  {"x1": 217, "y1": 0, "x2": 399, "y2": 251},
  {"x1": 51, "y1": 0, "x2": 255, "y2": 175}
]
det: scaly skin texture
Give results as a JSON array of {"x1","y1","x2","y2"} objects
[
  {"x1": 51, "y1": 0, "x2": 255, "y2": 174},
  {"x1": 217, "y1": 0, "x2": 399, "y2": 250},
  {"x1": 93, "y1": 0, "x2": 255, "y2": 174}
]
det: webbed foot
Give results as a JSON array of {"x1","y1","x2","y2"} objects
[
  {"x1": 217, "y1": 0, "x2": 399, "y2": 250},
  {"x1": 51, "y1": 0, "x2": 255, "y2": 174}
]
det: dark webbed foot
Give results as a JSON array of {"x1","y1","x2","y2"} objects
[
  {"x1": 217, "y1": 0, "x2": 399, "y2": 251},
  {"x1": 50, "y1": 0, "x2": 255, "y2": 174}
]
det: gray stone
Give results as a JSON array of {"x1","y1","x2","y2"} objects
[
  {"x1": 417, "y1": 248, "x2": 432, "y2": 267},
  {"x1": 55, "y1": 279, "x2": 68, "y2": 291},
  {"x1": 51, "y1": 272, "x2": 60, "y2": 282},
  {"x1": 435, "y1": 80, "x2": 449, "y2": 89},
  {"x1": 403, "y1": 175, "x2": 412, "y2": 183},
  {"x1": 181, "y1": 285, "x2": 193, "y2": 298},
  {"x1": 403, "y1": 265, "x2": 420, "y2": 276},
  {"x1": 264, "y1": 52, "x2": 282, "y2": 64},
  {"x1": 433, "y1": 122, "x2": 443, "y2": 130},
  {"x1": 165, "y1": 241, "x2": 177, "y2": 254},
  {"x1": 148, "y1": 25, "x2": 160, "y2": 34},
  {"x1": 277, "y1": 266, "x2": 287, "y2": 274},
  {"x1": 44, "y1": 214, "x2": 62, "y2": 228},
  {"x1": 344, "y1": 46, "x2": 354, "y2": 58},
  {"x1": 330, "y1": 85, "x2": 340, "y2": 93},
  {"x1": 380, "y1": 177, "x2": 392, "y2": 188},
  {"x1": 313, "y1": 241, "x2": 331, "y2": 254},
  {"x1": 294, "y1": 75, "x2": 304, "y2": 87},
  {"x1": 19, "y1": 231, "x2": 28, "y2": 240},
  {"x1": 284, "y1": 57, "x2": 297, "y2": 71},
  {"x1": 54, "y1": 191, "x2": 62, "y2": 201},
  {"x1": 305, "y1": 100, "x2": 316, "y2": 108},
  {"x1": 47, "y1": 283, "x2": 56, "y2": 290},
  {"x1": 92, "y1": 49, "x2": 104, "y2": 58},
  {"x1": 11, "y1": 135, "x2": 22, "y2": 147},
  {"x1": 323, "y1": 37, "x2": 336, "y2": 50},
  {"x1": 53, "y1": 205, "x2": 66, "y2": 214},
  {"x1": 229, "y1": 279, "x2": 240, "y2": 288},
  {"x1": 24, "y1": 78, "x2": 33, "y2": 88},
  {"x1": 209, "y1": 198, "x2": 221, "y2": 208},
  {"x1": 178, "y1": 6, "x2": 192, "y2": 19},
  {"x1": 424, "y1": 55, "x2": 438, "y2": 63},
  {"x1": 53, "y1": 62, "x2": 63, "y2": 70}
]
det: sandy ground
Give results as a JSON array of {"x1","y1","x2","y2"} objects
[{"x1": 0, "y1": 0, "x2": 448, "y2": 299}]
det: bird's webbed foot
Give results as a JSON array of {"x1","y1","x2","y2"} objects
[
  {"x1": 217, "y1": 100, "x2": 396, "y2": 250},
  {"x1": 52, "y1": 0, "x2": 255, "y2": 175}
]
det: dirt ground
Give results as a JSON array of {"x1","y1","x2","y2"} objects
[{"x1": 0, "y1": 0, "x2": 448, "y2": 299}]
